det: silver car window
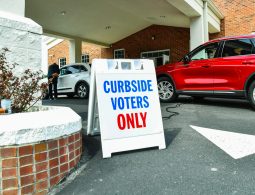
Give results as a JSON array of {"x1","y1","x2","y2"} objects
[{"x1": 67, "y1": 66, "x2": 80, "y2": 74}]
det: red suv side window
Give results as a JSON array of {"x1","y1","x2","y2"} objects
[
  {"x1": 251, "y1": 38, "x2": 255, "y2": 54},
  {"x1": 221, "y1": 39, "x2": 253, "y2": 57},
  {"x1": 190, "y1": 42, "x2": 219, "y2": 61}
]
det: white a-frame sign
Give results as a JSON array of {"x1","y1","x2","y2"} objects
[{"x1": 87, "y1": 59, "x2": 166, "y2": 158}]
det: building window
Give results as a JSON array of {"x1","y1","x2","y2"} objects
[
  {"x1": 114, "y1": 49, "x2": 125, "y2": 59},
  {"x1": 59, "y1": 57, "x2": 66, "y2": 67},
  {"x1": 141, "y1": 49, "x2": 170, "y2": 67},
  {"x1": 81, "y1": 54, "x2": 89, "y2": 63}
]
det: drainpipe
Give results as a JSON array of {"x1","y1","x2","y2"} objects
[{"x1": 203, "y1": 0, "x2": 209, "y2": 42}]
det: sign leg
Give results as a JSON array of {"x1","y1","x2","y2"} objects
[{"x1": 102, "y1": 151, "x2": 112, "y2": 158}]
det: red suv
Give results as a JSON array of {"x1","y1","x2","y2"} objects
[{"x1": 156, "y1": 34, "x2": 255, "y2": 109}]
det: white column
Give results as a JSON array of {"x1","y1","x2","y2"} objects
[
  {"x1": 190, "y1": 16, "x2": 204, "y2": 50},
  {"x1": 203, "y1": 0, "x2": 209, "y2": 42},
  {"x1": 0, "y1": 3, "x2": 43, "y2": 75},
  {"x1": 42, "y1": 41, "x2": 48, "y2": 74},
  {"x1": 0, "y1": 0, "x2": 43, "y2": 105},
  {"x1": 69, "y1": 38, "x2": 82, "y2": 63},
  {"x1": 0, "y1": 0, "x2": 25, "y2": 16}
]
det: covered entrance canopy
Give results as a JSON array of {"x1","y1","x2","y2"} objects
[{"x1": 1, "y1": 0, "x2": 223, "y2": 62}]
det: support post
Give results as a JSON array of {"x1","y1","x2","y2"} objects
[
  {"x1": 69, "y1": 38, "x2": 82, "y2": 63},
  {"x1": 190, "y1": 16, "x2": 204, "y2": 50},
  {"x1": 0, "y1": 0, "x2": 43, "y2": 104},
  {"x1": 203, "y1": 0, "x2": 209, "y2": 42}
]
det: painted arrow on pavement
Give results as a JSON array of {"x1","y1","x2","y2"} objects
[{"x1": 190, "y1": 125, "x2": 255, "y2": 159}]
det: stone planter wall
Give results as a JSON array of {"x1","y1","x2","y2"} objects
[
  {"x1": 0, "y1": 106, "x2": 83, "y2": 195},
  {"x1": 0, "y1": 11, "x2": 42, "y2": 75},
  {"x1": 0, "y1": 10, "x2": 43, "y2": 106},
  {"x1": 0, "y1": 131, "x2": 82, "y2": 195}
]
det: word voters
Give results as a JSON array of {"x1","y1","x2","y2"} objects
[{"x1": 89, "y1": 59, "x2": 166, "y2": 158}]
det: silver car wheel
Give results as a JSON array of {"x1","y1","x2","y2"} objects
[
  {"x1": 77, "y1": 83, "x2": 87, "y2": 98},
  {"x1": 158, "y1": 80, "x2": 174, "y2": 100}
]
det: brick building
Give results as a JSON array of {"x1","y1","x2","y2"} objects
[
  {"x1": 48, "y1": 40, "x2": 102, "y2": 67},
  {"x1": 101, "y1": 25, "x2": 190, "y2": 64},
  {"x1": 48, "y1": 0, "x2": 255, "y2": 67}
]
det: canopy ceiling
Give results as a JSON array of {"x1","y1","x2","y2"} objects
[{"x1": 26, "y1": 0, "x2": 190, "y2": 46}]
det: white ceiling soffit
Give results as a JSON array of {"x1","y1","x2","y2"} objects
[
  {"x1": 208, "y1": 9, "x2": 221, "y2": 33},
  {"x1": 166, "y1": 0, "x2": 203, "y2": 17},
  {"x1": 25, "y1": 0, "x2": 189, "y2": 46},
  {"x1": 167, "y1": 0, "x2": 223, "y2": 33}
]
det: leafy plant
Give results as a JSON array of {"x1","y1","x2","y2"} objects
[{"x1": 0, "y1": 48, "x2": 48, "y2": 113}]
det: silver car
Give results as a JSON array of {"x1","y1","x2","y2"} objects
[
  {"x1": 58, "y1": 63, "x2": 90, "y2": 98},
  {"x1": 43, "y1": 63, "x2": 91, "y2": 99}
]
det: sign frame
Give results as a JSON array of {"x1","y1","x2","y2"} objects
[{"x1": 87, "y1": 59, "x2": 166, "y2": 158}]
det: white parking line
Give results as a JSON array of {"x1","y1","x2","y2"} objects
[{"x1": 190, "y1": 125, "x2": 255, "y2": 159}]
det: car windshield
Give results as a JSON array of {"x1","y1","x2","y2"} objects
[{"x1": 67, "y1": 66, "x2": 80, "y2": 73}]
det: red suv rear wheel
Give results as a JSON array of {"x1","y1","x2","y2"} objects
[{"x1": 248, "y1": 80, "x2": 255, "y2": 110}]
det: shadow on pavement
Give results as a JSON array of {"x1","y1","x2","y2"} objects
[
  {"x1": 82, "y1": 134, "x2": 101, "y2": 159},
  {"x1": 78, "y1": 132, "x2": 101, "y2": 166},
  {"x1": 170, "y1": 96, "x2": 251, "y2": 110},
  {"x1": 164, "y1": 128, "x2": 181, "y2": 148},
  {"x1": 198, "y1": 98, "x2": 250, "y2": 110},
  {"x1": 107, "y1": 128, "x2": 181, "y2": 157}
]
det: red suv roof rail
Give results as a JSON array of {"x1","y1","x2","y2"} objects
[{"x1": 209, "y1": 34, "x2": 255, "y2": 44}]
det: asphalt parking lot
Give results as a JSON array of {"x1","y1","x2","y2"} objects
[{"x1": 43, "y1": 96, "x2": 255, "y2": 195}]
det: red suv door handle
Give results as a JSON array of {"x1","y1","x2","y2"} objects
[
  {"x1": 201, "y1": 65, "x2": 211, "y2": 68},
  {"x1": 242, "y1": 60, "x2": 255, "y2": 65}
]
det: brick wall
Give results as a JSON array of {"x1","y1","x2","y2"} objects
[
  {"x1": 210, "y1": 0, "x2": 255, "y2": 39},
  {"x1": 101, "y1": 48, "x2": 113, "y2": 59},
  {"x1": 48, "y1": 40, "x2": 102, "y2": 65},
  {"x1": 0, "y1": 131, "x2": 82, "y2": 195},
  {"x1": 82, "y1": 43, "x2": 102, "y2": 64},
  {"x1": 102, "y1": 25, "x2": 190, "y2": 63},
  {"x1": 48, "y1": 40, "x2": 70, "y2": 65}
]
